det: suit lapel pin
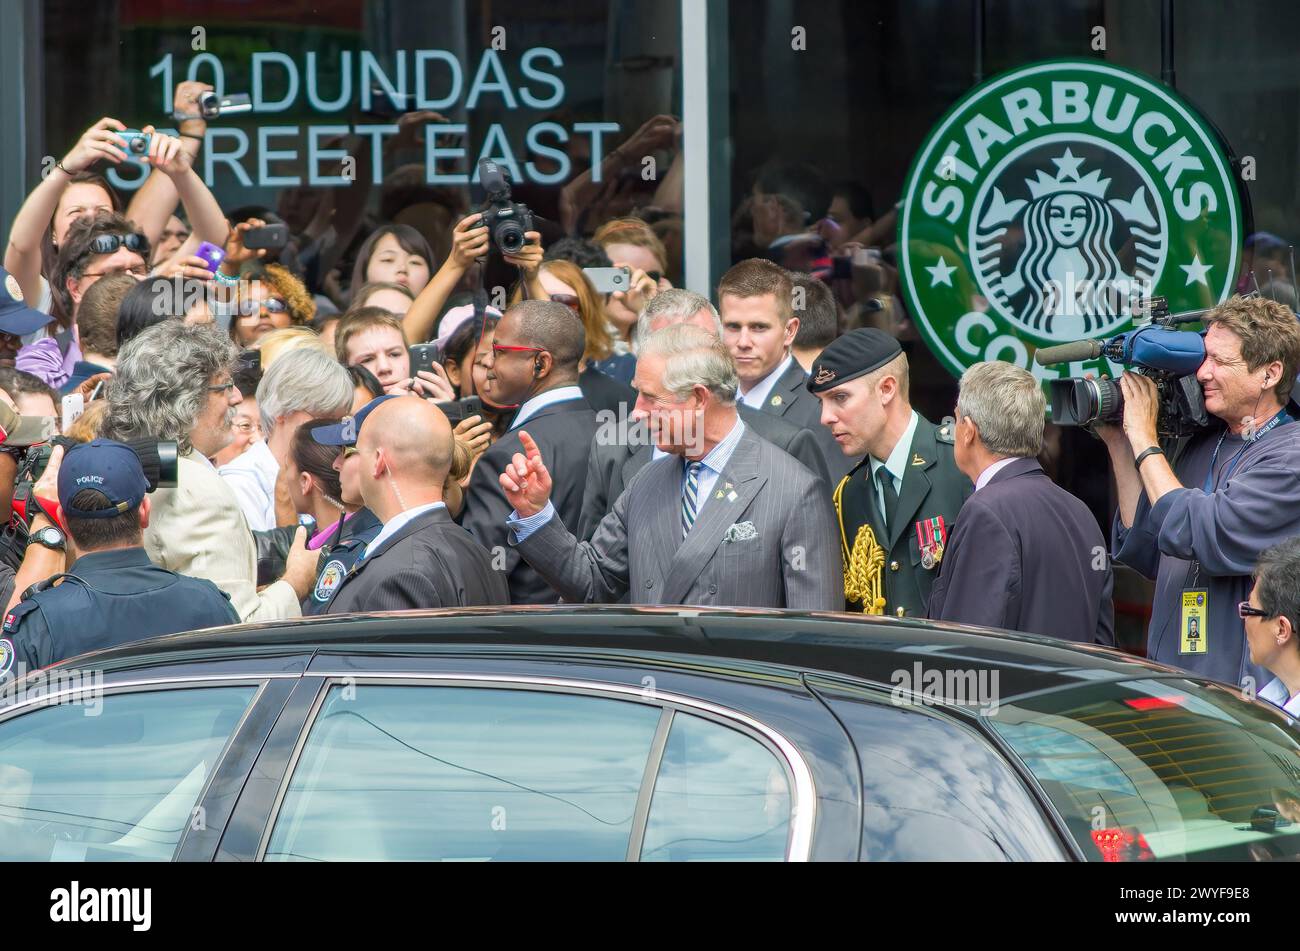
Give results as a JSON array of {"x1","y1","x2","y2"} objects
[
  {"x1": 911, "y1": 453, "x2": 926, "y2": 466},
  {"x1": 727, "y1": 490, "x2": 738, "y2": 502},
  {"x1": 715, "y1": 489, "x2": 725, "y2": 499},
  {"x1": 770, "y1": 394, "x2": 783, "y2": 407}
]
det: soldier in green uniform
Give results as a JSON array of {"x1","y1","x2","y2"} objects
[{"x1": 808, "y1": 329, "x2": 973, "y2": 617}]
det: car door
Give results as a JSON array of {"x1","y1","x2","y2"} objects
[
  {"x1": 221, "y1": 661, "x2": 835, "y2": 861},
  {"x1": 0, "y1": 676, "x2": 293, "y2": 862}
]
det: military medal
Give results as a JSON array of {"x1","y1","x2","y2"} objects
[{"x1": 915, "y1": 516, "x2": 948, "y2": 570}]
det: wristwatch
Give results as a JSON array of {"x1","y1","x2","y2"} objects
[{"x1": 30, "y1": 526, "x2": 66, "y2": 551}]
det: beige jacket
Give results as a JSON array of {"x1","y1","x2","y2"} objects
[{"x1": 143, "y1": 450, "x2": 301, "y2": 622}]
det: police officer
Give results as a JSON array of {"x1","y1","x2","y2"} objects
[
  {"x1": 808, "y1": 329, "x2": 972, "y2": 617},
  {"x1": 302, "y1": 395, "x2": 393, "y2": 613},
  {"x1": 0, "y1": 439, "x2": 239, "y2": 673}
]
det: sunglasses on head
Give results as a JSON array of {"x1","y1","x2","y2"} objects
[
  {"x1": 237, "y1": 297, "x2": 289, "y2": 317},
  {"x1": 87, "y1": 233, "x2": 150, "y2": 256}
]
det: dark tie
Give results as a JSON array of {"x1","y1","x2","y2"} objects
[
  {"x1": 875, "y1": 465, "x2": 899, "y2": 532},
  {"x1": 681, "y1": 461, "x2": 703, "y2": 539}
]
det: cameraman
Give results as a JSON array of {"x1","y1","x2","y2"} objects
[
  {"x1": 1, "y1": 439, "x2": 239, "y2": 671},
  {"x1": 1100, "y1": 295, "x2": 1300, "y2": 687}
]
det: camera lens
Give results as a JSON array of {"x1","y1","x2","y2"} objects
[
  {"x1": 129, "y1": 136, "x2": 148, "y2": 154},
  {"x1": 494, "y1": 221, "x2": 526, "y2": 255},
  {"x1": 1049, "y1": 378, "x2": 1124, "y2": 425}
]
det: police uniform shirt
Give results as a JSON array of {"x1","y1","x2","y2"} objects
[
  {"x1": 0, "y1": 547, "x2": 239, "y2": 673},
  {"x1": 305, "y1": 508, "x2": 383, "y2": 615}
]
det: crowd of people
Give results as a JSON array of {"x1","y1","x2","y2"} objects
[{"x1": 4, "y1": 89, "x2": 1300, "y2": 720}]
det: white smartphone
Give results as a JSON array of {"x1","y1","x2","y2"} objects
[
  {"x1": 583, "y1": 266, "x2": 631, "y2": 294},
  {"x1": 61, "y1": 393, "x2": 84, "y2": 433}
]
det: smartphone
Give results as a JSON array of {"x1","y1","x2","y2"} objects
[
  {"x1": 60, "y1": 393, "x2": 84, "y2": 433},
  {"x1": 196, "y1": 242, "x2": 226, "y2": 272},
  {"x1": 436, "y1": 395, "x2": 484, "y2": 425},
  {"x1": 583, "y1": 266, "x2": 631, "y2": 294},
  {"x1": 408, "y1": 343, "x2": 443, "y2": 376},
  {"x1": 117, "y1": 130, "x2": 153, "y2": 163},
  {"x1": 244, "y1": 223, "x2": 290, "y2": 251}
]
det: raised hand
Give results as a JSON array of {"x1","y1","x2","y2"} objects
[
  {"x1": 499, "y1": 430, "x2": 552, "y2": 518},
  {"x1": 61, "y1": 117, "x2": 129, "y2": 172},
  {"x1": 448, "y1": 213, "x2": 491, "y2": 269}
]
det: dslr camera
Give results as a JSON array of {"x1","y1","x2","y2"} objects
[
  {"x1": 0, "y1": 437, "x2": 180, "y2": 571},
  {"x1": 477, "y1": 159, "x2": 534, "y2": 255},
  {"x1": 1035, "y1": 297, "x2": 1211, "y2": 438}
]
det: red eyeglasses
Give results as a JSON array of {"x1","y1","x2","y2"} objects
[{"x1": 491, "y1": 344, "x2": 546, "y2": 357}]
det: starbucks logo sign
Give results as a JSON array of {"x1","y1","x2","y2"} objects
[{"x1": 899, "y1": 59, "x2": 1241, "y2": 379}]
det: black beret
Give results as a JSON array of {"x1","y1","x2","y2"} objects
[{"x1": 806, "y1": 328, "x2": 903, "y2": 394}]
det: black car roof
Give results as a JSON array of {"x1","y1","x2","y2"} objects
[{"x1": 22, "y1": 606, "x2": 1186, "y2": 704}]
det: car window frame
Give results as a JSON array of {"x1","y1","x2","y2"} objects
[
  {"x1": 255, "y1": 673, "x2": 816, "y2": 862},
  {"x1": 0, "y1": 676, "x2": 274, "y2": 862}
]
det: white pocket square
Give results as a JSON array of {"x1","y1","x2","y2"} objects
[{"x1": 723, "y1": 521, "x2": 758, "y2": 543}]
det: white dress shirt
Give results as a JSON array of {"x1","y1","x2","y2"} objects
[
  {"x1": 868, "y1": 410, "x2": 919, "y2": 530},
  {"x1": 1259, "y1": 677, "x2": 1300, "y2": 717},
  {"x1": 363, "y1": 501, "x2": 448, "y2": 559},
  {"x1": 509, "y1": 385, "x2": 586, "y2": 431},
  {"x1": 218, "y1": 439, "x2": 279, "y2": 532},
  {"x1": 739, "y1": 354, "x2": 794, "y2": 410},
  {"x1": 974, "y1": 456, "x2": 1020, "y2": 492},
  {"x1": 510, "y1": 419, "x2": 747, "y2": 542}
]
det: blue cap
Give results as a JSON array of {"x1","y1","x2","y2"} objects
[
  {"x1": 0, "y1": 267, "x2": 55, "y2": 336},
  {"x1": 58, "y1": 439, "x2": 150, "y2": 518},
  {"x1": 310, "y1": 394, "x2": 400, "y2": 447}
]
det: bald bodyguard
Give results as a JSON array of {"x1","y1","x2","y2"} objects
[{"x1": 324, "y1": 396, "x2": 507, "y2": 612}]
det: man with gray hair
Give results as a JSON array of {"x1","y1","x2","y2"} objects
[
  {"x1": 103, "y1": 321, "x2": 320, "y2": 621},
  {"x1": 927, "y1": 360, "x2": 1114, "y2": 644},
  {"x1": 220, "y1": 347, "x2": 353, "y2": 531},
  {"x1": 501, "y1": 323, "x2": 842, "y2": 609},
  {"x1": 578, "y1": 290, "x2": 829, "y2": 540}
]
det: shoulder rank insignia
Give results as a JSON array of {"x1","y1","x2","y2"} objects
[{"x1": 935, "y1": 416, "x2": 957, "y2": 445}]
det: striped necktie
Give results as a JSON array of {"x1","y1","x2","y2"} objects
[{"x1": 681, "y1": 461, "x2": 703, "y2": 539}]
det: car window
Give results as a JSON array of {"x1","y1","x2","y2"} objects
[
  {"x1": 264, "y1": 684, "x2": 661, "y2": 861},
  {"x1": 0, "y1": 685, "x2": 258, "y2": 861},
  {"x1": 809, "y1": 677, "x2": 1067, "y2": 861},
  {"x1": 640, "y1": 712, "x2": 792, "y2": 861},
  {"x1": 988, "y1": 677, "x2": 1300, "y2": 861}
]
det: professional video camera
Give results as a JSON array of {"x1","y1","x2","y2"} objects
[
  {"x1": 1034, "y1": 297, "x2": 1212, "y2": 438},
  {"x1": 0, "y1": 437, "x2": 180, "y2": 572},
  {"x1": 477, "y1": 159, "x2": 535, "y2": 255}
]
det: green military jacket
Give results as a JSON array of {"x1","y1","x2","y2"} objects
[{"x1": 834, "y1": 414, "x2": 973, "y2": 617}]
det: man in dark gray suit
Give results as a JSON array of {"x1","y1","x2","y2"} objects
[
  {"x1": 461, "y1": 299, "x2": 598, "y2": 603},
  {"x1": 926, "y1": 361, "x2": 1114, "y2": 645},
  {"x1": 577, "y1": 289, "x2": 828, "y2": 540},
  {"x1": 324, "y1": 396, "x2": 507, "y2": 613},
  {"x1": 719, "y1": 258, "x2": 855, "y2": 482},
  {"x1": 501, "y1": 325, "x2": 842, "y2": 610}
]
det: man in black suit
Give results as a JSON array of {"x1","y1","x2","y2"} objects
[
  {"x1": 323, "y1": 396, "x2": 507, "y2": 613},
  {"x1": 927, "y1": 361, "x2": 1114, "y2": 645},
  {"x1": 461, "y1": 298, "x2": 598, "y2": 602},
  {"x1": 578, "y1": 288, "x2": 829, "y2": 540},
  {"x1": 718, "y1": 258, "x2": 855, "y2": 482}
]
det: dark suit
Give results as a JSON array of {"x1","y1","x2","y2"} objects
[
  {"x1": 836, "y1": 414, "x2": 972, "y2": 618},
  {"x1": 753, "y1": 359, "x2": 857, "y2": 483},
  {"x1": 325, "y1": 506, "x2": 507, "y2": 613},
  {"x1": 577, "y1": 403, "x2": 830, "y2": 541},
  {"x1": 579, "y1": 366, "x2": 636, "y2": 418},
  {"x1": 927, "y1": 457, "x2": 1115, "y2": 645},
  {"x1": 461, "y1": 395, "x2": 598, "y2": 603}
]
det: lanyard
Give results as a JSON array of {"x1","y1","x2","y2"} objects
[{"x1": 1202, "y1": 409, "x2": 1292, "y2": 493}]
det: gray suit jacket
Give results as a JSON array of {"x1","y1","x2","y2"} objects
[
  {"x1": 576, "y1": 403, "x2": 830, "y2": 541},
  {"x1": 757, "y1": 359, "x2": 857, "y2": 483},
  {"x1": 513, "y1": 426, "x2": 843, "y2": 609}
]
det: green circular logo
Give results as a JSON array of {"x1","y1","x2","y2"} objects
[{"x1": 899, "y1": 59, "x2": 1241, "y2": 380}]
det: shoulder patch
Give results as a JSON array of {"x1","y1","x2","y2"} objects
[
  {"x1": 314, "y1": 559, "x2": 348, "y2": 603},
  {"x1": 0, "y1": 638, "x2": 14, "y2": 676},
  {"x1": 935, "y1": 416, "x2": 957, "y2": 445},
  {"x1": 2, "y1": 601, "x2": 37, "y2": 634}
]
